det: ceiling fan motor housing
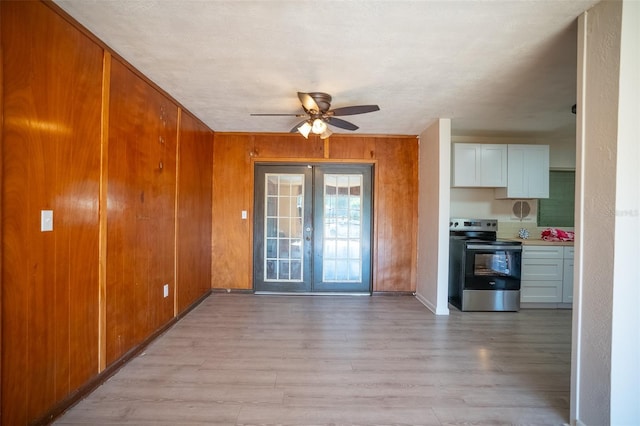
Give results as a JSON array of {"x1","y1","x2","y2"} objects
[{"x1": 307, "y1": 92, "x2": 332, "y2": 113}]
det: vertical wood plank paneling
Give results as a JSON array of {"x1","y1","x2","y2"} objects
[
  {"x1": 211, "y1": 134, "x2": 254, "y2": 289},
  {"x1": 1, "y1": 5, "x2": 30, "y2": 415},
  {"x1": 252, "y1": 133, "x2": 324, "y2": 159},
  {"x1": 176, "y1": 111, "x2": 213, "y2": 313},
  {"x1": 211, "y1": 133, "x2": 418, "y2": 293},
  {"x1": 107, "y1": 58, "x2": 177, "y2": 366},
  {"x1": 106, "y1": 59, "x2": 136, "y2": 364},
  {"x1": 328, "y1": 136, "x2": 377, "y2": 160},
  {"x1": 146, "y1": 98, "x2": 177, "y2": 335},
  {"x1": 1, "y1": 1, "x2": 103, "y2": 424},
  {"x1": 372, "y1": 137, "x2": 419, "y2": 292}
]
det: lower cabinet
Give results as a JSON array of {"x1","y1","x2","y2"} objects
[
  {"x1": 562, "y1": 247, "x2": 574, "y2": 303},
  {"x1": 521, "y1": 245, "x2": 574, "y2": 305}
]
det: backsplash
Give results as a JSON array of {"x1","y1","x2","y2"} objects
[
  {"x1": 450, "y1": 187, "x2": 540, "y2": 223},
  {"x1": 450, "y1": 187, "x2": 575, "y2": 239},
  {"x1": 497, "y1": 221, "x2": 575, "y2": 239}
]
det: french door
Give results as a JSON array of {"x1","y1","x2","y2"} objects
[{"x1": 253, "y1": 164, "x2": 372, "y2": 293}]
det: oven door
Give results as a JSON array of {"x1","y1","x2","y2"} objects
[{"x1": 463, "y1": 243, "x2": 521, "y2": 290}]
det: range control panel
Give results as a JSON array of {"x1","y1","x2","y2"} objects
[{"x1": 449, "y1": 218, "x2": 498, "y2": 232}]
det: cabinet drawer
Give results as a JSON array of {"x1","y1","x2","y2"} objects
[
  {"x1": 521, "y1": 258, "x2": 563, "y2": 280},
  {"x1": 563, "y1": 259, "x2": 574, "y2": 303},
  {"x1": 522, "y1": 245, "x2": 564, "y2": 258},
  {"x1": 521, "y1": 280, "x2": 563, "y2": 303},
  {"x1": 564, "y1": 246, "x2": 574, "y2": 259}
]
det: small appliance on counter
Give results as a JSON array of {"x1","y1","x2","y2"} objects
[{"x1": 449, "y1": 218, "x2": 523, "y2": 312}]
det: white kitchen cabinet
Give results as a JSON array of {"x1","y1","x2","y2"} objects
[
  {"x1": 520, "y1": 245, "x2": 563, "y2": 303},
  {"x1": 521, "y1": 244, "x2": 574, "y2": 306},
  {"x1": 452, "y1": 143, "x2": 507, "y2": 187},
  {"x1": 495, "y1": 144, "x2": 549, "y2": 198},
  {"x1": 562, "y1": 247, "x2": 574, "y2": 303}
]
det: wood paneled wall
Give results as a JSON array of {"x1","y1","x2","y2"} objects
[
  {"x1": 1, "y1": 2, "x2": 103, "y2": 423},
  {"x1": 106, "y1": 58, "x2": 178, "y2": 365},
  {"x1": 211, "y1": 133, "x2": 418, "y2": 293},
  {"x1": 366, "y1": 137, "x2": 419, "y2": 292},
  {"x1": 1, "y1": 2, "x2": 214, "y2": 424},
  {"x1": 176, "y1": 112, "x2": 213, "y2": 314}
]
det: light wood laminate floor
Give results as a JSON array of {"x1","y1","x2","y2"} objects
[{"x1": 56, "y1": 294, "x2": 572, "y2": 425}]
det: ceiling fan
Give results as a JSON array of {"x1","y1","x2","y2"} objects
[{"x1": 250, "y1": 92, "x2": 380, "y2": 139}]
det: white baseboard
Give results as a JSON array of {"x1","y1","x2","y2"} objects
[{"x1": 414, "y1": 292, "x2": 449, "y2": 315}]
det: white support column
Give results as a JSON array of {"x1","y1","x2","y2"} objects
[{"x1": 415, "y1": 118, "x2": 451, "y2": 315}]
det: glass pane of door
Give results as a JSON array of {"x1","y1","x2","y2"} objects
[
  {"x1": 313, "y1": 165, "x2": 372, "y2": 293},
  {"x1": 264, "y1": 174, "x2": 304, "y2": 282},
  {"x1": 322, "y1": 174, "x2": 363, "y2": 283},
  {"x1": 254, "y1": 165, "x2": 312, "y2": 292}
]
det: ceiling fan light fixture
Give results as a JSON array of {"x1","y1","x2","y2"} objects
[
  {"x1": 320, "y1": 128, "x2": 333, "y2": 139},
  {"x1": 311, "y1": 118, "x2": 327, "y2": 134},
  {"x1": 298, "y1": 121, "x2": 312, "y2": 138}
]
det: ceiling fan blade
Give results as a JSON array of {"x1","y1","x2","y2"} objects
[
  {"x1": 298, "y1": 92, "x2": 320, "y2": 113},
  {"x1": 327, "y1": 117, "x2": 359, "y2": 131},
  {"x1": 250, "y1": 113, "x2": 304, "y2": 116},
  {"x1": 330, "y1": 105, "x2": 380, "y2": 116}
]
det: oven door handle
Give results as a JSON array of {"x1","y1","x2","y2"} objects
[{"x1": 466, "y1": 244, "x2": 522, "y2": 251}]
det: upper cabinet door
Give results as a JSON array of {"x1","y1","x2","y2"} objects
[
  {"x1": 495, "y1": 144, "x2": 549, "y2": 199},
  {"x1": 452, "y1": 143, "x2": 481, "y2": 186},
  {"x1": 452, "y1": 143, "x2": 507, "y2": 187},
  {"x1": 480, "y1": 144, "x2": 508, "y2": 187}
]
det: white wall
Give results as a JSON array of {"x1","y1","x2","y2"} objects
[
  {"x1": 573, "y1": 1, "x2": 640, "y2": 424},
  {"x1": 415, "y1": 118, "x2": 450, "y2": 315},
  {"x1": 610, "y1": 0, "x2": 639, "y2": 423}
]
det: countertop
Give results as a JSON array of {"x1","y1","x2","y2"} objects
[{"x1": 502, "y1": 238, "x2": 574, "y2": 246}]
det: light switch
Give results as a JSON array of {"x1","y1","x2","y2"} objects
[
  {"x1": 241, "y1": 210, "x2": 247, "y2": 219},
  {"x1": 163, "y1": 284, "x2": 169, "y2": 298},
  {"x1": 41, "y1": 210, "x2": 53, "y2": 232}
]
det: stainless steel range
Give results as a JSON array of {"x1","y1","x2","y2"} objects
[{"x1": 449, "y1": 218, "x2": 523, "y2": 312}]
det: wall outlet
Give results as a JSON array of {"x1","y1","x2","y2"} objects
[{"x1": 163, "y1": 284, "x2": 169, "y2": 298}]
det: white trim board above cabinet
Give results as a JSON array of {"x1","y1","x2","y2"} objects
[
  {"x1": 495, "y1": 144, "x2": 550, "y2": 199},
  {"x1": 452, "y1": 143, "x2": 507, "y2": 187}
]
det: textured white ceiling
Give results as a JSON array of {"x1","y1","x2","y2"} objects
[{"x1": 54, "y1": 0, "x2": 599, "y2": 138}]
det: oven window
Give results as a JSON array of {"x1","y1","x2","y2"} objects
[{"x1": 474, "y1": 252, "x2": 513, "y2": 276}]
